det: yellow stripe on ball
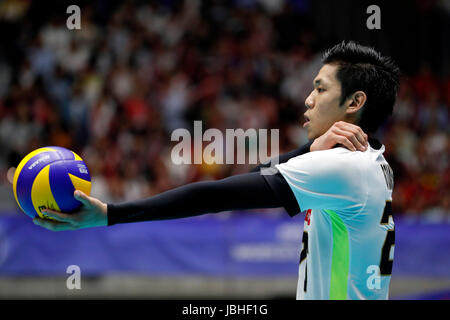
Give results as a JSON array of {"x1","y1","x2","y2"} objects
[
  {"x1": 31, "y1": 164, "x2": 61, "y2": 219},
  {"x1": 71, "y1": 151, "x2": 83, "y2": 161},
  {"x1": 13, "y1": 147, "x2": 56, "y2": 214},
  {"x1": 68, "y1": 173, "x2": 91, "y2": 196}
]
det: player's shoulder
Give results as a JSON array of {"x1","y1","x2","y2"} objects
[
  {"x1": 279, "y1": 147, "x2": 376, "y2": 183},
  {"x1": 278, "y1": 147, "x2": 363, "y2": 176},
  {"x1": 292, "y1": 146, "x2": 365, "y2": 164},
  {"x1": 281, "y1": 141, "x2": 387, "y2": 170}
]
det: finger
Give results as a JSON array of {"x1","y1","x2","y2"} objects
[
  {"x1": 74, "y1": 190, "x2": 92, "y2": 207},
  {"x1": 33, "y1": 218, "x2": 74, "y2": 232},
  {"x1": 41, "y1": 208, "x2": 75, "y2": 223},
  {"x1": 337, "y1": 122, "x2": 368, "y2": 147},
  {"x1": 350, "y1": 134, "x2": 366, "y2": 151},
  {"x1": 354, "y1": 127, "x2": 368, "y2": 147},
  {"x1": 334, "y1": 126, "x2": 366, "y2": 151},
  {"x1": 333, "y1": 128, "x2": 364, "y2": 151},
  {"x1": 336, "y1": 136, "x2": 356, "y2": 152},
  {"x1": 346, "y1": 130, "x2": 366, "y2": 151}
]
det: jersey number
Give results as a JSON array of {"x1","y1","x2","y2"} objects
[
  {"x1": 300, "y1": 231, "x2": 308, "y2": 293},
  {"x1": 299, "y1": 203, "x2": 395, "y2": 294},
  {"x1": 379, "y1": 201, "x2": 395, "y2": 276}
]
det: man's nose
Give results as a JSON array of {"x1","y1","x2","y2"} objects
[{"x1": 305, "y1": 95, "x2": 314, "y2": 109}]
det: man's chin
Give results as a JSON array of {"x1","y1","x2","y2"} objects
[{"x1": 307, "y1": 130, "x2": 317, "y2": 141}]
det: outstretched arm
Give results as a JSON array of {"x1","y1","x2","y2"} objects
[
  {"x1": 33, "y1": 171, "x2": 299, "y2": 231},
  {"x1": 107, "y1": 172, "x2": 297, "y2": 225}
]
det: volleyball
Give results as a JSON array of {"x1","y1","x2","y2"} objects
[{"x1": 12, "y1": 146, "x2": 91, "y2": 219}]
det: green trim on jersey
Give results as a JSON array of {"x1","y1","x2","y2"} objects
[{"x1": 326, "y1": 209, "x2": 350, "y2": 300}]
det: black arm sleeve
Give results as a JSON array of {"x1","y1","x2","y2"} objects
[
  {"x1": 107, "y1": 171, "x2": 300, "y2": 226},
  {"x1": 250, "y1": 141, "x2": 313, "y2": 172}
]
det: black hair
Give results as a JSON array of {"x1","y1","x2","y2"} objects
[{"x1": 322, "y1": 41, "x2": 400, "y2": 134}]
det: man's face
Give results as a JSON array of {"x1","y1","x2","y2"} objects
[{"x1": 303, "y1": 63, "x2": 348, "y2": 140}]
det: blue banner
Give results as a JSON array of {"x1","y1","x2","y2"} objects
[{"x1": 0, "y1": 211, "x2": 449, "y2": 277}]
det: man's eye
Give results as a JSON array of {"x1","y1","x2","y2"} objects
[{"x1": 317, "y1": 88, "x2": 325, "y2": 93}]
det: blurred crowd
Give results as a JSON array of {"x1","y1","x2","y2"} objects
[{"x1": 0, "y1": 0, "x2": 448, "y2": 221}]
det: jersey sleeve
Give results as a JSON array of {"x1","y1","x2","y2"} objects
[
  {"x1": 275, "y1": 148, "x2": 368, "y2": 215},
  {"x1": 107, "y1": 172, "x2": 296, "y2": 225}
]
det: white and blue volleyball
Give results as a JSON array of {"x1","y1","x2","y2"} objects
[{"x1": 12, "y1": 146, "x2": 91, "y2": 219}]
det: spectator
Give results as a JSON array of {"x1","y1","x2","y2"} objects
[{"x1": 0, "y1": 0, "x2": 448, "y2": 220}]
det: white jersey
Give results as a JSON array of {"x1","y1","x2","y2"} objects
[{"x1": 275, "y1": 142, "x2": 395, "y2": 300}]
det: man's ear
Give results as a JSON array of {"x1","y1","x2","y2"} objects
[{"x1": 346, "y1": 91, "x2": 367, "y2": 116}]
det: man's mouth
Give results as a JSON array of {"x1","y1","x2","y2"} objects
[{"x1": 303, "y1": 114, "x2": 310, "y2": 128}]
